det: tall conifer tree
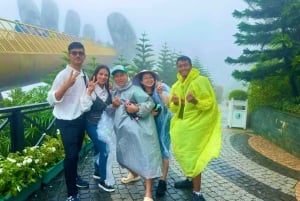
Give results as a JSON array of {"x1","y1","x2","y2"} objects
[
  {"x1": 225, "y1": 0, "x2": 300, "y2": 98},
  {"x1": 157, "y1": 42, "x2": 177, "y2": 85},
  {"x1": 132, "y1": 32, "x2": 156, "y2": 71}
]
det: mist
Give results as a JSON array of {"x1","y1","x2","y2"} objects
[{"x1": 0, "y1": 0, "x2": 247, "y2": 90}]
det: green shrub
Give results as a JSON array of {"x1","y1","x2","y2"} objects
[
  {"x1": 228, "y1": 89, "x2": 248, "y2": 100},
  {"x1": 247, "y1": 76, "x2": 300, "y2": 115},
  {"x1": 0, "y1": 85, "x2": 53, "y2": 156}
]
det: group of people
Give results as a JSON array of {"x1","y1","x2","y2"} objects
[{"x1": 47, "y1": 42, "x2": 221, "y2": 201}]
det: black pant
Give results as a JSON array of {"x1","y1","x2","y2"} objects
[{"x1": 56, "y1": 115, "x2": 85, "y2": 196}]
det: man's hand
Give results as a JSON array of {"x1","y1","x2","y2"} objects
[
  {"x1": 171, "y1": 94, "x2": 185, "y2": 105},
  {"x1": 186, "y1": 92, "x2": 198, "y2": 104},
  {"x1": 171, "y1": 94, "x2": 180, "y2": 105},
  {"x1": 65, "y1": 70, "x2": 80, "y2": 88},
  {"x1": 55, "y1": 70, "x2": 80, "y2": 101}
]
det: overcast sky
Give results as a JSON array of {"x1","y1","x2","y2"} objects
[{"x1": 0, "y1": 0, "x2": 247, "y2": 89}]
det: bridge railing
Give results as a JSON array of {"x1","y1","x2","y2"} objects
[
  {"x1": 0, "y1": 17, "x2": 116, "y2": 56},
  {"x1": 0, "y1": 18, "x2": 79, "y2": 54},
  {"x1": 0, "y1": 102, "x2": 55, "y2": 154}
]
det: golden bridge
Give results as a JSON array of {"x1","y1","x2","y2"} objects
[{"x1": 0, "y1": 18, "x2": 116, "y2": 90}]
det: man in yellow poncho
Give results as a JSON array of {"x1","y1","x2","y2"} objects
[{"x1": 169, "y1": 56, "x2": 221, "y2": 201}]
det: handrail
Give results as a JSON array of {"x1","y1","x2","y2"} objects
[
  {"x1": 0, "y1": 102, "x2": 55, "y2": 153},
  {"x1": 0, "y1": 17, "x2": 116, "y2": 56}
]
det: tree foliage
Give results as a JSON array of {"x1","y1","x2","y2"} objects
[
  {"x1": 113, "y1": 55, "x2": 137, "y2": 77},
  {"x1": 192, "y1": 57, "x2": 214, "y2": 85},
  {"x1": 132, "y1": 32, "x2": 156, "y2": 71},
  {"x1": 225, "y1": 0, "x2": 300, "y2": 106},
  {"x1": 228, "y1": 89, "x2": 248, "y2": 101},
  {"x1": 157, "y1": 42, "x2": 177, "y2": 85}
]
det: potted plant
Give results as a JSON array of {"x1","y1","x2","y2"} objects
[{"x1": 0, "y1": 132, "x2": 64, "y2": 201}]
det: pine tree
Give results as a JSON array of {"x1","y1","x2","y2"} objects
[
  {"x1": 193, "y1": 57, "x2": 214, "y2": 85},
  {"x1": 225, "y1": 0, "x2": 300, "y2": 98},
  {"x1": 113, "y1": 54, "x2": 137, "y2": 77},
  {"x1": 157, "y1": 42, "x2": 177, "y2": 85},
  {"x1": 132, "y1": 32, "x2": 156, "y2": 72}
]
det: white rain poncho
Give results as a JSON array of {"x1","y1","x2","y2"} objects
[{"x1": 112, "y1": 79, "x2": 162, "y2": 179}]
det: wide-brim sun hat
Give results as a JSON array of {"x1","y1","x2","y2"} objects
[{"x1": 134, "y1": 70, "x2": 159, "y2": 81}]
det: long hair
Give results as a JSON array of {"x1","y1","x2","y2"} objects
[{"x1": 91, "y1": 65, "x2": 111, "y2": 96}]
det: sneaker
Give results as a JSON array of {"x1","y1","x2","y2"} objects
[
  {"x1": 98, "y1": 181, "x2": 115, "y2": 192},
  {"x1": 121, "y1": 172, "x2": 141, "y2": 184},
  {"x1": 66, "y1": 194, "x2": 80, "y2": 201},
  {"x1": 76, "y1": 176, "x2": 89, "y2": 188},
  {"x1": 190, "y1": 192, "x2": 206, "y2": 201},
  {"x1": 156, "y1": 179, "x2": 167, "y2": 197},
  {"x1": 93, "y1": 172, "x2": 100, "y2": 180},
  {"x1": 174, "y1": 178, "x2": 192, "y2": 189}
]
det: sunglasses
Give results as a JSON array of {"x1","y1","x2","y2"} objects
[{"x1": 70, "y1": 51, "x2": 85, "y2": 57}]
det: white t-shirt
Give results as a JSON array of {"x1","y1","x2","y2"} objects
[{"x1": 47, "y1": 65, "x2": 88, "y2": 120}]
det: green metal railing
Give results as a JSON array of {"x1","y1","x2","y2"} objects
[{"x1": 0, "y1": 102, "x2": 55, "y2": 153}]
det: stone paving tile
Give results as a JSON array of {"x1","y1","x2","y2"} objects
[
  {"x1": 27, "y1": 111, "x2": 300, "y2": 201},
  {"x1": 27, "y1": 127, "x2": 299, "y2": 201}
]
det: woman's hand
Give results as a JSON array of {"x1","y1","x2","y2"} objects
[
  {"x1": 156, "y1": 80, "x2": 163, "y2": 94},
  {"x1": 112, "y1": 96, "x2": 121, "y2": 108},
  {"x1": 87, "y1": 76, "x2": 97, "y2": 96},
  {"x1": 151, "y1": 110, "x2": 159, "y2": 116},
  {"x1": 125, "y1": 102, "x2": 139, "y2": 113}
]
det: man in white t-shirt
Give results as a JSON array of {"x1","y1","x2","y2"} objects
[{"x1": 47, "y1": 42, "x2": 89, "y2": 201}]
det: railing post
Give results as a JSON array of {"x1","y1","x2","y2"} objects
[{"x1": 10, "y1": 109, "x2": 25, "y2": 152}]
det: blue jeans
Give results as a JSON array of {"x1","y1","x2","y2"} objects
[{"x1": 86, "y1": 120, "x2": 108, "y2": 182}]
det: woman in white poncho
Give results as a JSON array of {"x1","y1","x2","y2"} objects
[{"x1": 110, "y1": 65, "x2": 162, "y2": 201}]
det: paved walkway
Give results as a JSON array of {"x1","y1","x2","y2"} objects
[{"x1": 27, "y1": 110, "x2": 300, "y2": 201}]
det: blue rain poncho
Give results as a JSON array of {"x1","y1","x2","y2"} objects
[
  {"x1": 132, "y1": 74, "x2": 172, "y2": 159},
  {"x1": 169, "y1": 68, "x2": 221, "y2": 177},
  {"x1": 150, "y1": 83, "x2": 172, "y2": 159}
]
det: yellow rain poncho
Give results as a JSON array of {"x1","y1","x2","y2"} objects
[{"x1": 169, "y1": 68, "x2": 221, "y2": 177}]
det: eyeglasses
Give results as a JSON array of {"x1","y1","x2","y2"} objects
[{"x1": 70, "y1": 51, "x2": 85, "y2": 57}]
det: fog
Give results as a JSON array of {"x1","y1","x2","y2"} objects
[{"x1": 0, "y1": 0, "x2": 247, "y2": 90}]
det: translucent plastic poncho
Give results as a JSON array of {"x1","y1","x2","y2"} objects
[{"x1": 112, "y1": 80, "x2": 162, "y2": 179}]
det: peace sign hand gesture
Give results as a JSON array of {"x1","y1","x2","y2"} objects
[
  {"x1": 87, "y1": 76, "x2": 98, "y2": 96},
  {"x1": 156, "y1": 80, "x2": 163, "y2": 94},
  {"x1": 65, "y1": 70, "x2": 80, "y2": 88}
]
